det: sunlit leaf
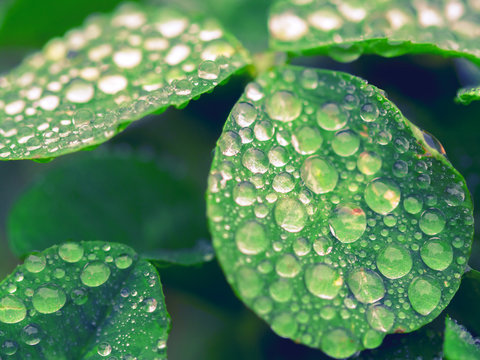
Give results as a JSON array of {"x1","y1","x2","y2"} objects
[
  {"x1": 7, "y1": 149, "x2": 209, "y2": 260},
  {"x1": 0, "y1": 241, "x2": 170, "y2": 359},
  {"x1": 206, "y1": 65, "x2": 474, "y2": 358},
  {"x1": 0, "y1": 2, "x2": 250, "y2": 160},
  {"x1": 444, "y1": 317, "x2": 480, "y2": 360}
]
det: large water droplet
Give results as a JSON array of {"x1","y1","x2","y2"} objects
[
  {"x1": 115, "y1": 254, "x2": 133, "y2": 269},
  {"x1": 254, "y1": 120, "x2": 275, "y2": 141},
  {"x1": 404, "y1": 196, "x2": 423, "y2": 214},
  {"x1": 291, "y1": 126, "x2": 323, "y2": 154},
  {"x1": 272, "y1": 313, "x2": 298, "y2": 338},
  {"x1": 304, "y1": 263, "x2": 343, "y2": 299},
  {"x1": 420, "y1": 238, "x2": 453, "y2": 271},
  {"x1": 265, "y1": 91, "x2": 302, "y2": 122},
  {"x1": 332, "y1": 130, "x2": 360, "y2": 157},
  {"x1": 300, "y1": 156, "x2": 338, "y2": 194},
  {"x1": 366, "y1": 305, "x2": 395, "y2": 332},
  {"x1": 321, "y1": 328, "x2": 358, "y2": 359},
  {"x1": 236, "y1": 266, "x2": 263, "y2": 299},
  {"x1": 347, "y1": 269, "x2": 385, "y2": 304},
  {"x1": 32, "y1": 286, "x2": 67, "y2": 314},
  {"x1": 235, "y1": 220, "x2": 268, "y2": 255},
  {"x1": 218, "y1": 131, "x2": 241, "y2": 156},
  {"x1": 364, "y1": 178, "x2": 401, "y2": 214},
  {"x1": 233, "y1": 181, "x2": 257, "y2": 205},
  {"x1": 268, "y1": 146, "x2": 288, "y2": 167},
  {"x1": 80, "y1": 262, "x2": 111, "y2": 287},
  {"x1": 445, "y1": 183, "x2": 465, "y2": 206},
  {"x1": 242, "y1": 148, "x2": 268, "y2": 173},
  {"x1": 274, "y1": 198, "x2": 307, "y2": 233},
  {"x1": 316, "y1": 102, "x2": 347, "y2": 131},
  {"x1": 25, "y1": 253, "x2": 46, "y2": 273},
  {"x1": 357, "y1": 151, "x2": 382, "y2": 175},
  {"x1": 376, "y1": 244, "x2": 412, "y2": 279},
  {"x1": 419, "y1": 208, "x2": 446, "y2": 235},
  {"x1": 360, "y1": 103, "x2": 379, "y2": 122},
  {"x1": 313, "y1": 236, "x2": 333, "y2": 256},
  {"x1": 0, "y1": 296, "x2": 26, "y2": 324},
  {"x1": 408, "y1": 276, "x2": 441, "y2": 315},
  {"x1": 329, "y1": 203, "x2": 366, "y2": 243},
  {"x1": 58, "y1": 242, "x2": 84, "y2": 263},
  {"x1": 232, "y1": 102, "x2": 257, "y2": 127},
  {"x1": 272, "y1": 172, "x2": 295, "y2": 193},
  {"x1": 276, "y1": 254, "x2": 300, "y2": 278}
]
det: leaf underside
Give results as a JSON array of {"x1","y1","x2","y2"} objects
[
  {"x1": 269, "y1": 0, "x2": 480, "y2": 103},
  {"x1": 0, "y1": 241, "x2": 170, "y2": 359},
  {"x1": 206, "y1": 65, "x2": 474, "y2": 358},
  {"x1": 444, "y1": 317, "x2": 480, "y2": 360},
  {"x1": 0, "y1": 2, "x2": 250, "y2": 161},
  {"x1": 7, "y1": 149, "x2": 209, "y2": 261}
]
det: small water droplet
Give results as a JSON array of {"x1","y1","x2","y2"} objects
[
  {"x1": 97, "y1": 342, "x2": 112, "y2": 357},
  {"x1": 198, "y1": 60, "x2": 220, "y2": 80},
  {"x1": 347, "y1": 269, "x2": 385, "y2": 304},
  {"x1": 321, "y1": 328, "x2": 358, "y2": 359},
  {"x1": 408, "y1": 276, "x2": 441, "y2": 315},
  {"x1": 304, "y1": 263, "x2": 342, "y2": 299},
  {"x1": 364, "y1": 178, "x2": 401, "y2": 214},
  {"x1": 291, "y1": 126, "x2": 323, "y2": 154},
  {"x1": 115, "y1": 254, "x2": 133, "y2": 269},
  {"x1": 275, "y1": 254, "x2": 300, "y2": 278},
  {"x1": 25, "y1": 253, "x2": 46, "y2": 273},
  {"x1": 242, "y1": 148, "x2": 268, "y2": 173},
  {"x1": 316, "y1": 102, "x2": 347, "y2": 131},
  {"x1": 360, "y1": 103, "x2": 379, "y2": 122},
  {"x1": 366, "y1": 305, "x2": 395, "y2": 332},
  {"x1": 376, "y1": 244, "x2": 412, "y2": 279},
  {"x1": 357, "y1": 151, "x2": 382, "y2": 175},
  {"x1": 419, "y1": 208, "x2": 446, "y2": 235},
  {"x1": 332, "y1": 130, "x2": 360, "y2": 157},
  {"x1": 232, "y1": 102, "x2": 257, "y2": 127},
  {"x1": 274, "y1": 198, "x2": 307, "y2": 233},
  {"x1": 80, "y1": 262, "x2": 111, "y2": 287},
  {"x1": 404, "y1": 196, "x2": 423, "y2": 214},
  {"x1": 235, "y1": 220, "x2": 268, "y2": 255},
  {"x1": 301, "y1": 155, "x2": 338, "y2": 194},
  {"x1": 32, "y1": 286, "x2": 66, "y2": 314},
  {"x1": 265, "y1": 91, "x2": 302, "y2": 122},
  {"x1": 58, "y1": 242, "x2": 84, "y2": 263},
  {"x1": 141, "y1": 298, "x2": 158, "y2": 313},
  {"x1": 236, "y1": 266, "x2": 263, "y2": 298},
  {"x1": 420, "y1": 238, "x2": 453, "y2": 271},
  {"x1": 329, "y1": 203, "x2": 366, "y2": 243},
  {"x1": 21, "y1": 324, "x2": 42, "y2": 345},
  {"x1": 272, "y1": 172, "x2": 295, "y2": 193},
  {"x1": 233, "y1": 181, "x2": 257, "y2": 206}
]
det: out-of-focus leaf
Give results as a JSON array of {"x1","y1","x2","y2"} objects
[
  {"x1": 0, "y1": 241, "x2": 170, "y2": 359},
  {"x1": 7, "y1": 149, "x2": 209, "y2": 260},
  {"x1": 444, "y1": 317, "x2": 480, "y2": 360},
  {"x1": 0, "y1": 2, "x2": 250, "y2": 160},
  {"x1": 146, "y1": 239, "x2": 215, "y2": 268}
]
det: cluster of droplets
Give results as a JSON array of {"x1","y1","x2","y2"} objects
[
  {"x1": 269, "y1": 0, "x2": 480, "y2": 62},
  {"x1": 207, "y1": 66, "x2": 474, "y2": 358},
  {"x1": 0, "y1": 241, "x2": 169, "y2": 359},
  {"x1": 0, "y1": 2, "x2": 249, "y2": 160}
]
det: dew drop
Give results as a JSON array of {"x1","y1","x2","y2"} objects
[
  {"x1": 291, "y1": 126, "x2": 323, "y2": 154},
  {"x1": 115, "y1": 254, "x2": 133, "y2": 269},
  {"x1": 2, "y1": 340, "x2": 18, "y2": 355},
  {"x1": 300, "y1": 155, "x2": 338, "y2": 194},
  {"x1": 366, "y1": 305, "x2": 395, "y2": 332},
  {"x1": 408, "y1": 276, "x2": 441, "y2": 315},
  {"x1": 98, "y1": 74, "x2": 127, "y2": 94},
  {"x1": 274, "y1": 198, "x2": 307, "y2": 233},
  {"x1": 321, "y1": 328, "x2": 358, "y2": 359},
  {"x1": 80, "y1": 262, "x2": 111, "y2": 287},
  {"x1": 236, "y1": 266, "x2": 263, "y2": 298},
  {"x1": 97, "y1": 342, "x2": 112, "y2": 357},
  {"x1": 347, "y1": 269, "x2": 385, "y2": 304},
  {"x1": 275, "y1": 254, "x2": 300, "y2": 278},
  {"x1": 0, "y1": 296, "x2": 26, "y2": 324},
  {"x1": 420, "y1": 238, "x2": 453, "y2": 271},
  {"x1": 113, "y1": 48, "x2": 142, "y2": 68},
  {"x1": 304, "y1": 263, "x2": 343, "y2": 299},
  {"x1": 316, "y1": 102, "x2": 347, "y2": 131},
  {"x1": 242, "y1": 148, "x2": 268, "y2": 173},
  {"x1": 21, "y1": 324, "x2": 42, "y2": 345},
  {"x1": 445, "y1": 183, "x2": 465, "y2": 206},
  {"x1": 329, "y1": 203, "x2": 366, "y2": 243},
  {"x1": 313, "y1": 236, "x2": 333, "y2": 256},
  {"x1": 364, "y1": 178, "x2": 401, "y2": 214},
  {"x1": 71, "y1": 288, "x2": 88, "y2": 305},
  {"x1": 141, "y1": 298, "x2": 157, "y2": 313},
  {"x1": 268, "y1": 146, "x2": 288, "y2": 167},
  {"x1": 32, "y1": 286, "x2": 67, "y2": 314},
  {"x1": 419, "y1": 208, "x2": 446, "y2": 235},
  {"x1": 233, "y1": 181, "x2": 257, "y2": 206},
  {"x1": 25, "y1": 253, "x2": 46, "y2": 273},
  {"x1": 265, "y1": 91, "x2": 302, "y2": 122},
  {"x1": 272, "y1": 313, "x2": 298, "y2": 338},
  {"x1": 332, "y1": 130, "x2": 360, "y2": 157},
  {"x1": 198, "y1": 60, "x2": 220, "y2": 80},
  {"x1": 376, "y1": 244, "x2": 412, "y2": 279},
  {"x1": 404, "y1": 196, "x2": 423, "y2": 214},
  {"x1": 357, "y1": 151, "x2": 382, "y2": 175},
  {"x1": 232, "y1": 102, "x2": 257, "y2": 127},
  {"x1": 360, "y1": 103, "x2": 379, "y2": 122},
  {"x1": 272, "y1": 172, "x2": 295, "y2": 193},
  {"x1": 218, "y1": 131, "x2": 241, "y2": 156},
  {"x1": 254, "y1": 120, "x2": 275, "y2": 141},
  {"x1": 58, "y1": 242, "x2": 84, "y2": 263},
  {"x1": 73, "y1": 109, "x2": 94, "y2": 127},
  {"x1": 235, "y1": 220, "x2": 268, "y2": 255},
  {"x1": 65, "y1": 80, "x2": 95, "y2": 103}
]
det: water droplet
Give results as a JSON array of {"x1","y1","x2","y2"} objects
[
  {"x1": 235, "y1": 220, "x2": 268, "y2": 255},
  {"x1": 363, "y1": 329, "x2": 384, "y2": 349},
  {"x1": 360, "y1": 103, "x2": 379, "y2": 122},
  {"x1": 218, "y1": 131, "x2": 241, "y2": 156},
  {"x1": 332, "y1": 130, "x2": 360, "y2": 157},
  {"x1": 232, "y1": 102, "x2": 257, "y2": 127},
  {"x1": 97, "y1": 342, "x2": 112, "y2": 357},
  {"x1": 141, "y1": 298, "x2": 157, "y2": 313},
  {"x1": 242, "y1": 148, "x2": 268, "y2": 173},
  {"x1": 98, "y1": 74, "x2": 128, "y2": 94},
  {"x1": 291, "y1": 126, "x2": 323, "y2": 154},
  {"x1": 25, "y1": 253, "x2": 46, "y2": 273},
  {"x1": 0, "y1": 296, "x2": 26, "y2": 323},
  {"x1": 198, "y1": 60, "x2": 220, "y2": 80},
  {"x1": 445, "y1": 183, "x2": 465, "y2": 206},
  {"x1": 364, "y1": 178, "x2": 401, "y2": 214},
  {"x1": 80, "y1": 262, "x2": 111, "y2": 287},
  {"x1": 21, "y1": 324, "x2": 42, "y2": 345},
  {"x1": 271, "y1": 313, "x2": 298, "y2": 338},
  {"x1": 32, "y1": 286, "x2": 67, "y2": 314},
  {"x1": 404, "y1": 196, "x2": 423, "y2": 214},
  {"x1": 268, "y1": 146, "x2": 288, "y2": 167},
  {"x1": 419, "y1": 208, "x2": 446, "y2": 235},
  {"x1": 270, "y1": 279, "x2": 293, "y2": 302},
  {"x1": 376, "y1": 244, "x2": 412, "y2": 279},
  {"x1": 366, "y1": 305, "x2": 395, "y2": 332},
  {"x1": 233, "y1": 181, "x2": 257, "y2": 205},
  {"x1": 329, "y1": 203, "x2": 366, "y2": 243},
  {"x1": 115, "y1": 254, "x2": 133, "y2": 269},
  {"x1": 65, "y1": 80, "x2": 94, "y2": 103},
  {"x1": 73, "y1": 109, "x2": 94, "y2": 128},
  {"x1": 254, "y1": 120, "x2": 275, "y2": 141},
  {"x1": 357, "y1": 151, "x2": 382, "y2": 175},
  {"x1": 274, "y1": 198, "x2": 307, "y2": 233},
  {"x1": 408, "y1": 276, "x2": 441, "y2": 315},
  {"x1": 321, "y1": 328, "x2": 358, "y2": 359},
  {"x1": 2, "y1": 340, "x2": 18, "y2": 355},
  {"x1": 276, "y1": 254, "x2": 300, "y2": 278},
  {"x1": 301, "y1": 156, "x2": 338, "y2": 194},
  {"x1": 347, "y1": 269, "x2": 385, "y2": 304},
  {"x1": 420, "y1": 238, "x2": 453, "y2": 271},
  {"x1": 316, "y1": 102, "x2": 347, "y2": 131},
  {"x1": 265, "y1": 91, "x2": 302, "y2": 122},
  {"x1": 272, "y1": 172, "x2": 295, "y2": 193},
  {"x1": 236, "y1": 266, "x2": 263, "y2": 298},
  {"x1": 313, "y1": 237, "x2": 333, "y2": 256},
  {"x1": 304, "y1": 263, "x2": 343, "y2": 299},
  {"x1": 293, "y1": 237, "x2": 310, "y2": 256},
  {"x1": 58, "y1": 242, "x2": 84, "y2": 263},
  {"x1": 71, "y1": 288, "x2": 88, "y2": 305}
]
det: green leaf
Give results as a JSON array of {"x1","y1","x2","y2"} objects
[
  {"x1": 0, "y1": 241, "x2": 170, "y2": 359},
  {"x1": 456, "y1": 86, "x2": 480, "y2": 105},
  {"x1": 268, "y1": 0, "x2": 480, "y2": 64},
  {"x1": 145, "y1": 239, "x2": 215, "y2": 268},
  {"x1": 444, "y1": 317, "x2": 480, "y2": 360},
  {"x1": 206, "y1": 65, "x2": 474, "y2": 358},
  {"x1": 0, "y1": 2, "x2": 250, "y2": 161},
  {"x1": 7, "y1": 149, "x2": 209, "y2": 261},
  {"x1": 0, "y1": 0, "x2": 138, "y2": 47}
]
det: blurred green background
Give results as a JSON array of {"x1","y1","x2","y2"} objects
[{"x1": 0, "y1": 0, "x2": 479, "y2": 359}]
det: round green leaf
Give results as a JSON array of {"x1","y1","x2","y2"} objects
[
  {"x1": 0, "y1": 241, "x2": 170, "y2": 359},
  {"x1": 206, "y1": 65, "x2": 474, "y2": 358},
  {"x1": 444, "y1": 317, "x2": 480, "y2": 360},
  {"x1": 0, "y1": 2, "x2": 250, "y2": 160},
  {"x1": 7, "y1": 149, "x2": 209, "y2": 262}
]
